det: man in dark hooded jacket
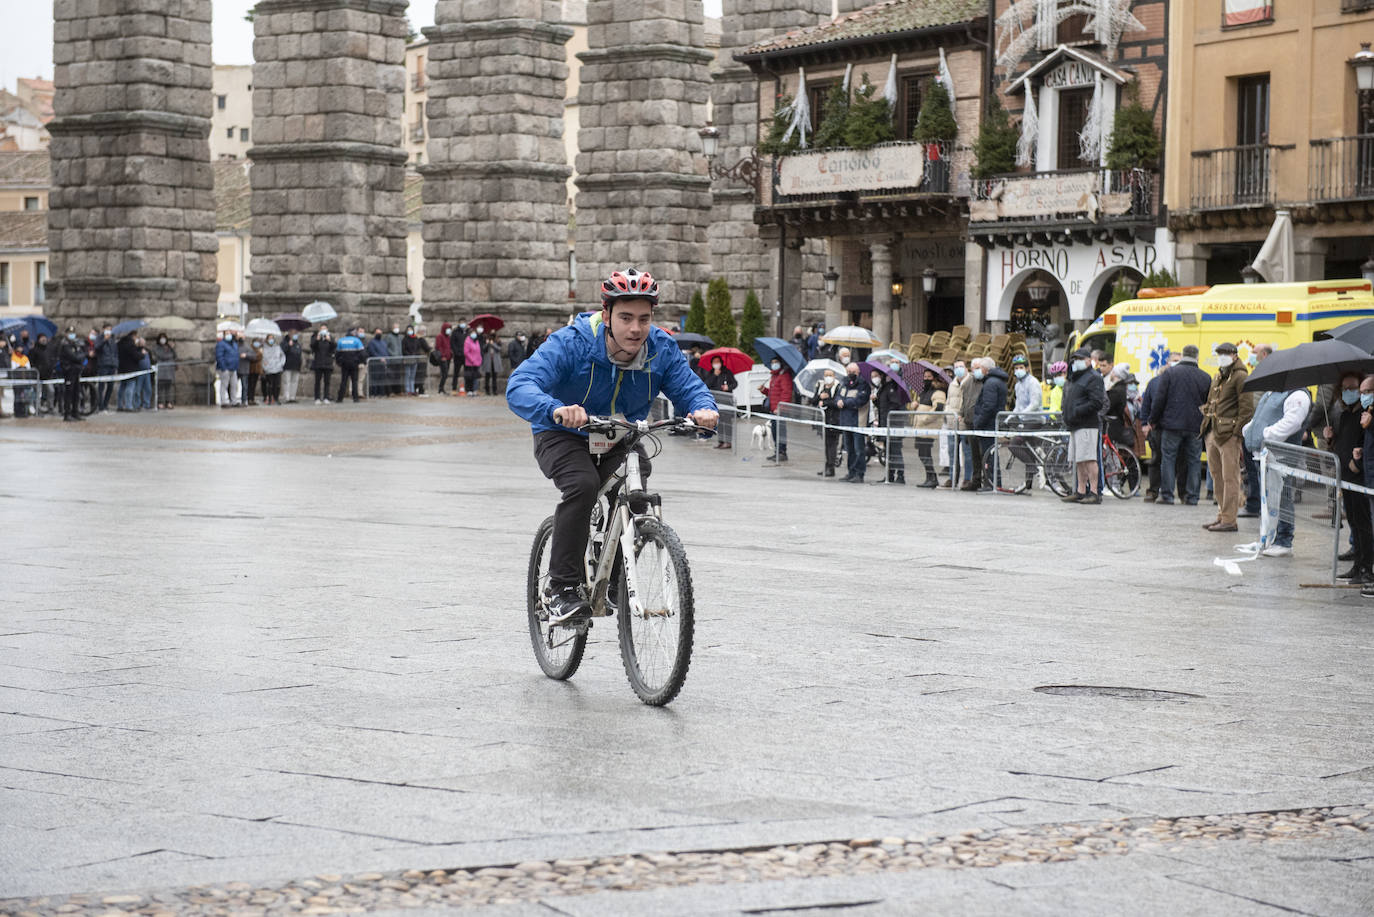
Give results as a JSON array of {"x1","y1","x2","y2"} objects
[
  {"x1": 1061, "y1": 348, "x2": 1107, "y2": 503},
  {"x1": 969, "y1": 357, "x2": 1009, "y2": 492}
]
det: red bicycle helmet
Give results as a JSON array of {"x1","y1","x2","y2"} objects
[{"x1": 600, "y1": 268, "x2": 659, "y2": 307}]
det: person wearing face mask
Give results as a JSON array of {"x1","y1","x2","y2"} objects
[
  {"x1": 311, "y1": 326, "x2": 336, "y2": 404},
  {"x1": 134, "y1": 337, "x2": 155, "y2": 410},
  {"x1": 1199, "y1": 342, "x2": 1254, "y2": 532},
  {"x1": 833, "y1": 363, "x2": 871, "y2": 482},
  {"x1": 115, "y1": 327, "x2": 141, "y2": 412},
  {"x1": 1103, "y1": 363, "x2": 1135, "y2": 450},
  {"x1": 1324, "y1": 372, "x2": 1372, "y2": 581},
  {"x1": 260, "y1": 335, "x2": 285, "y2": 405},
  {"x1": 506, "y1": 332, "x2": 527, "y2": 375},
  {"x1": 281, "y1": 331, "x2": 303, "y2": 403},
  {"x1": 912, "y1": 370, "x2": 947, "y2": 487},
  {"x1": 969, "y1": 357, "x2": 1009, "y2": 493},
  {"x1": 956, "y1": 358, "x2": 987, "y2": 491},
  {"x1": 400, "y1": 324, "x2": 422, "y2": 395},
  {"x1": 382, "y1": 323, "x2": 403, "y2": 395},
  {"x1": 1241, "y1": 364, "x2": 1310, "y2": 558},
  {"x1": 810, "y1": 367, "x2": 841, "y2": 473},
  {"x1": 94, "y1": 325, "x2": 118, "y2": 412},
  {"x1": 243, "y1": 337, "x2": 265, "y2": 406},
  {"x1": 1147, "y1": 346, "x2": 1209, "y2": 505},
  {"x1": 758, "y1": 356, "x2": 795, "y2": 462},
  {"x1": 149, "y1": 333, "x2": 177, "y2": 409},
  {"x1": 1239, "y1": 343, "x2": 1275, "y2": 518},
  {"x1": 1002, "y1": 354, "x2": 1043, "y2": 493},
  {"x1": 435, "y1": 322, "x2": 454, "y2": 394},
  {"x1": 1060, "y1": 348, "x2": 1107, "y2": 504},
  {"x1": 333, "y1": 326, "x2": 365, "y2": 402},
  {"x1": 945, "y1": 359, "x2": 971, "y2": 488},
  {"x1": 703, "y1": 354, "x2": 738, "y2": 451},
  {"x1": 28, "y1": 333, "x2": 55, "y2": 412},
  {"x1": 58, "y1": 327, "x2": 86, "y2": 421},
  {"x1": 1045, "y1": 360, "x2": 1067, "y2": 413},
  {"x1": 480, "y1": 330, "x2": 504, "y2": 396},
  {"x1": 462, "y1": 326, "x2": 482, "y2": 396},
  {"x1": 873, "y1": 366, "x2": 909, "y2": 484}
]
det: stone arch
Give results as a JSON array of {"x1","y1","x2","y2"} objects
[
  {"x1": 994, "y1": 267, "x2": 1067, "y2": 324},
  {"x1": 1085, "y1": 265, "x2": 1145, "y2": 319}
]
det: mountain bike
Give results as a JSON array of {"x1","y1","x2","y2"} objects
[
  {"x1": 1101, "y1": 432, "x2": 1141, "y2": 499},
  {"x1": 982, "y1": 415, "x2": 1074, "y2": 496},
  {"x1": 526, "y1": 415, "x2": 698, "y2": 706}
]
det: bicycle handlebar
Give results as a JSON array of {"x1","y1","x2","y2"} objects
[{"x1": 582, "y1": 415, "x2": 701, "y2": 435}]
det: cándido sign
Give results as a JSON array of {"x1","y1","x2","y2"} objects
[{"x1": 777, "y1": 144, "x2": 925, "y2": 195}]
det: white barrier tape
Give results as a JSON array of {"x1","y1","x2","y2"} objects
[
  {"x1": 749, "y1": 407, "x2": 1071, "y2": 440},
  {"x1": 1267, "y1": 459, "x2": 1374, "y2": 498},
  {"x1": 0, "y1": 368, "x2": 155, "y2": 388}
]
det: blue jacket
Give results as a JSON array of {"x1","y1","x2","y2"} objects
[
  {"x1": 365, "y1": 337, "x2": 389, "y2": 360},
  {"x1": 972, "y1": 367, "x2": 1010, "y2": 431},
  {"x1": 215, "y1": 338, "x2": 239, "y2": 372},
  {"x1": 506, "y1": 311, "x2": 715, "y2": 436}
]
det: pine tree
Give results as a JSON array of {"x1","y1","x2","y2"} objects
[
  {"x1": 685, "y1": 289, "x2": 707, "y2": 334},
  {"x1": 912, "y1": 81, "x2": 957, "y2": 143},
  {"x1": 739, "y1": 289, "x2": 767, "y2": 359},
  {"x1": 1105, "y1": 84, "x2": 1162, "y2": 171},
  {"x1": 1141, "y1": 267, "x2": 1178, "y2": 289},
  {"x1": 842, "y1": 74, "x2": 894, "y2": 150},
  {"x1": 813, "y1": 81, "x2": 851, "y2": 150},
  {"x1": 971, "y1": 93, "x2": 1017, "y2": 178},
  {"x1": 704, "y1": 277, "x2": 737, "y2": 349},
  {"x1": 758, "y1": 93, "x2": 801, "y2": 156}
]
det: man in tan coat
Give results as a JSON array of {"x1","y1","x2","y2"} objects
[{"x1": 1200, "y1": 342, "x2": 1254, "y2": 533}]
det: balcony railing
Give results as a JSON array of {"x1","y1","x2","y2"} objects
[
  {"x1": 411, "y1": 73, "x2": 426, "y2": 91},
  {"x1": 409, "y1": 122, "x2": 425, "y2": 143},
  {"x1": 968, "y1": 168, "x2": 1157, "y2": 224},
  {"x1": 766, "y1": 140, "x2": 970, "y2": 207},
  {"x1": 1309, "y1": 134, "x2": 1374, "y2": 203},
  {"x1": 1189, "y1": 143, "x2": 1293, "y2": 210}
]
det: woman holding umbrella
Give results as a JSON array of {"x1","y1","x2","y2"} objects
[
  {"x1": 871, "y1": 365, "x2": 909, "y2": 484},
  {"x1": 702, "y1": 354, "x2": 737, "y2": 449},
  {"x1": 912, "y1": 367, "x2": 948, "y2": 487}
]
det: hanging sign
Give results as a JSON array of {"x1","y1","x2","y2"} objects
[
  {"x1": 777, "y1": 144, "x2": 925, "y2": 195},
  {"x1": 1043, "y1": 60, "x2": 1097, "y2": 89}
]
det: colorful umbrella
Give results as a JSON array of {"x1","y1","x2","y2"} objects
[
  {"x1": 471, "y1": 313, "x2": 504, "y2": 332},
  {"x1": 900, "y1": 359, "x2": 950, "y2": 398},
  {"x1": 821, "y1": 325, "x2": 882, "y2": 348},
  {"x1": 858, "y1": 359, "x2": 910, "y2": 399},
  {"x1": 752, "y1": 337, "x2": 806, "y2": 376},
  {"x1": 698, "y1": 346, "x2": 753, "y2": 375}
]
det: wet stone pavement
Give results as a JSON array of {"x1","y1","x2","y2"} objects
[{"x1": 1, "y1": 398, "x2": 1372, "y2": 915}]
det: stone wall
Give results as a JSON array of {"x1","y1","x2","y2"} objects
[
  {"x1": 46, "y1": 0, "x2": 219, "y2": 364},
  {"x1": 245, "y1": 0, "x2": 412, "y2": 331},
  {"x1": 421, "y1": 0, "x2": 573, "y2": 330},
  {"x1": 573, "y1": 0, "x2": 713, "y2": 314}
]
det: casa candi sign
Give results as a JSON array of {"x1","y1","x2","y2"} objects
[{"x1": 777, "y1": 145, "x2": 926, "y2": 195}]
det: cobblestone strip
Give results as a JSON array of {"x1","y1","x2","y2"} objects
[{"x1": 6, "y1": 805, "x2": 1371, "y2": 915}]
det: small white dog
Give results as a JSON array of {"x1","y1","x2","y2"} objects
[{"x1": 751, "y1": 422, "x2": 773, "y2": 452}]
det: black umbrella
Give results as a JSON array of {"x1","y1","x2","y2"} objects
[
  {"x1": 1315, "y1": 317, "x2": 1374, "y2": 352},
  {"x1": 674, "y1": 332, "x2": 715, "y2": 350},
  {"x1": 1243, "y1": 340, "x2": 1374, "y2": 431}
]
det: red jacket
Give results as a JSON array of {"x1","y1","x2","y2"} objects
[
  {"x1": 766, "y1": 368, "x2": 794, "y2": 412},
  {"x1": 435, "y1": 324, "x2": 453, "y2": 360}
]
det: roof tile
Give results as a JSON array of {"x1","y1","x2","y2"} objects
[{"x1": 744, "y1": 0, "x2": 985, "y2": 56}]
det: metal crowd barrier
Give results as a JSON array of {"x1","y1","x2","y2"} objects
[
  {"x1": 885, "y1": 409, "x2": 960, "y2": 485},
  {"x1": 1258, "y1": 439, "x2": 1343, "y2": 582},
  {"x1": 364, "y1": 355, "x2": 434, "y2": 398},
  {"x1": 983, "y1": 410, "x2": 1069, "y2": 494},
  {"x1": 775, "y1": 402, "x2": 825, "y2": 467},
  {"x1": 711, "y1": 390, "x2": 737, "y2": 452}
]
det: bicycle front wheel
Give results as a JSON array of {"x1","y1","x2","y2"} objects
[
  {"x1": 1105, "y1": 447, "x2": 1141, "y2": 499},
  {"x1": 1044, "y1": 441, "x2": 1074, "y2": 496},
  {"x1": 616, "y1": 517, "x2": 695, "y2": 706},
  {"x1": 527, "y1": 515, "x2": 587, "y2": 681}
]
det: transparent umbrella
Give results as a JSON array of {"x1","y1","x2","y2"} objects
[
  {"x1": 793, "y1": 358, "x2": 846, "y2": 399},
  {"x1": 245, "y1": 318, "x2": 282, "y2": 339}
]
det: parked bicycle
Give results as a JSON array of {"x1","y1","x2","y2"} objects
[{"x1": 526, "y1": 415, "x2": 698, "y2": 706}]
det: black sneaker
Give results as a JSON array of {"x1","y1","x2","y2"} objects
[{"x1": 544, "y1": 585, "x2": 590, "y2": 624}]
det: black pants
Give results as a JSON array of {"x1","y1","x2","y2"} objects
[
  {"x1": 464, "y1": 366, "x2": 479, "y2": 393},
  {"x1": 337, "y1": 364, "x2": 359, "y2": 401},
  {"x1": 63, "y1": 372, "x2": 82, "y2": 417},
  {"x1": 437, "y1": 359, "x2": 451, "y2": 392},
  {"x1": 824, "y1": 428, "x2": 840, "y2": 469},
  {"x1": 533, "y1": 430, "x2": 651, "y2": 589},
  {"x1": 1343, "y1": 481, "x2": 1373, "y2": 570},
  {"x1": 842, "y1": 428, "x2": 866, "y2": 479},
  {"x1": 97, "y1": 379, "x2": 114, "y2": 411},
  {"x1": 969, "y1": 435, "x2": 986, "y2": 487},
  {"x1": 887, "y1": 434, "x2": 904, "y2": 475},
  {"x1": 484, "y1": 369, "x2": 497, "y2": 395},
  {"x1": 313, "y1": 368, "x2": 332, "y2": 401},
  {"x1": 915, "y1": 438, "x2": 936, "y2": 479},
  {"x1": 264, "y1": 373, "x2": 281, "y2": 402}
]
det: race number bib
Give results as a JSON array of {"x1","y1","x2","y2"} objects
[{"x1": 588, "y1": 414, "x2": 628, "y2": 455}]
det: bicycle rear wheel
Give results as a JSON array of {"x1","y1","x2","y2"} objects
[
  {"x1": 1044, "y1": 442, "x2": 1074, "y2": 496},
  {"x1": 527, "y1": 515, "x2": 587, "y2": 680},
  {"x1": 1105, "y1": 446, "x2": 1141, "y2": 499},
  {"x1": 616, "y1": 517, "x2": 694, "y2": 706},
  {"x1": 78, "y1": 382, "x2": 96, "y2": 416}
]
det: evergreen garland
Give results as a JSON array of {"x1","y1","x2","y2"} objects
[
  {"x1": 842, "y1": 74, "x2": 895, "y2": 150},
  {"x1": 1105, "y1": 84, "x2": 1161, "y2": 171},
  {"x1": 758, "y1": 93, "x2": 801, "y2": 156},
  {"x1": 971, "y1": 93, "x2": 1018, "y2": 178},
  {"x1": 813, "y1": 82, "x2": 851, "y2": 151}
]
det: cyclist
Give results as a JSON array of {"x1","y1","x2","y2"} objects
[{"x1": 507, "y1": 268, "x2": 719, "y2": 623}]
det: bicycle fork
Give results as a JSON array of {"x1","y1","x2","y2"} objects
[{"x1": 588, "y1": 501, "x2": 646, "y2": 619}]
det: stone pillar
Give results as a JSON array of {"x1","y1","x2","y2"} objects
[
  {"x1": 823, "y1": 239, "x2": 843, "y2": 333},
  {"x1": 870, "y1": 240, "x2": 892, "y2": 346},
  {"x1": 760, "y1": 223, "x2": 803, "y2": 338},
  {"x1": 421, "y1": 1, "x2": 572, "y2": 329},
  {"x1": 1174, "y1": 241, "x2": 1210, "y2": 287},
  {"x1": 1293, "y1": 233, "x2": 1329, "y2": 282},
  {"x1": 245, "y1": 0, "x2": 412, "y2": 328},
  {"x1": 574, "y1": 0, "x2": 713, "y2": 310},
  {"x1": 711, "y1": 1, "x2": 830, "y2": 311},
  {"x1": 965, "y1": 243, "x2": 986, "y2": 331},
  {"x1": 47, "y1": 0, "x2": 219, "y2": 361}
]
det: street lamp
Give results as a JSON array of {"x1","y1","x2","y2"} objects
[
  {"x1": 1241, "y1": 265, "x2": 1262, "y2": 284},
  {"x1": 697, "y1": 122, "x2": 758, "y2": 199},
  {"x1": 1350, "y1": 44, "x2": 1374, "y2": 121},
  {"x1": 1025, "y1": 276, "x2": 1054, "y2": 303},
  {"x1": 1119, "y1": 272, "x2": 1141, "y2": 297},
  {"x1": 922, "y1": 267, "x2": 938, "y2": 295},
  {"x1": 823, "y1": 265, "x2": 839, "y2": 297},
  {"x1": 890, "y1": 272, "x2": 904, "y2": 298},
  {"x1": 1361, "y1": 256, "x2": 1374, "y2": 286}
]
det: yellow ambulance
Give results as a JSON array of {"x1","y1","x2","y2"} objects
[{"x1": 1072, "y1": 279, "x2": 1374, "y2": 388}]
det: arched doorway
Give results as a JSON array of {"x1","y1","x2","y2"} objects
[
  {"x1": 1003, "y1": 269, "x2": 1068, "y2": 343},
  {"x1": 1090, "y1": 267, "x2": 1145, "y2": 318}
]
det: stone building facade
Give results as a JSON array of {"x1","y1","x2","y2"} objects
[
  {"x1": 45, "y1": 0, "x2": 219, "y2": 344},
  {"x1": 573, "y1": 0, "x2": 713, "y2": 310},
  {"x1": 244, "y1": 0, "x2": 412, "y2": 327},
  {"x1": 420, "y1": 0, "x2": 573, "y2": 328}
]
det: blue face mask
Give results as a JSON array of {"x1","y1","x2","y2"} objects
[
  {"x1": 1362, "y1": 393, "x2": 1374, "y2": 409},
  {"x1": 1343, "y1": 389, "x2": 1361, "y2": 405},
  {"x1": 1014, "y1": 368, "x2": 1027, "y2": 380},
  {"x1": 972, "y1": 369, "x2": 985, "y2": 380},
  {"x1": 953, "y1": 366, "x2": 966, "y2": 379},
  {"x1": 1072, "y1": 360, "x2": 1088, "y2": 373}
]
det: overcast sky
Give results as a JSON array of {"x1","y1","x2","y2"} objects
[{"x1": 5, "y1": 0, "x2": 726, "y2": 87}]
